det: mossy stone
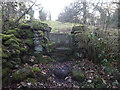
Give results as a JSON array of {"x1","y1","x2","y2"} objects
[
  {"x1": 2, "y1": 76, "x2": 9, "y2": 85},
  {"x1": 34, "y1": 54, "x2": 43, "y2": 63},
  {"x1": 18, "y1": 23, "x2": 31, "y2": 29},
  {"x1": 12, "y1": 70, "x2": 25, "y2": 82},
  {"x1": 36, "y1": 73, "x2": 45, "y2": 81},
  {"x1": 28, "y1": 49, "x2": 34, "y2": 56},
  {"x1": 41, "y1": 23, "x2": 50, "y2": 31},
  {"x1": 21, "y1": 56, "x2": 29, "y2": 63},
  {"x1": 12, "y1": 65, "x2": 44, "y2": 83},
  {"x1": 6, "y1": 30, "x2": 19, "y2": 37},
  {"x1": 9, "y1": 44, "x2": 20, "y2": 49},
  {"x1": 2, "y1": 68, "x2": 11, "y2": 78},
  {"x1": 12, "y1": 66, "x2": 33, "y2": 82},
  {"x1": 25, "y1": 39, "x2": 33, "y2": 46},
  {"x1": 38, "y1": 30, "x2": 44, "y2": 36},
  {"x1": 2, "y1": 51, "x2": 10, "y2": 59},
  {"x1": 32, "y1": 67, "x2": 40, "y2": 72},
  {"x1": 15, "y1": 50, "x2": 21, "y2": 54},
  {"x1": 72, "y1": 69, "x2": 85, "y2": 82},
  {"x1": 2, "y1": 46, "x2": 11, "y2": 59},
  {"x1": 2, "y1": 67, "x2": 11, "y2": 84},
  {"x1": 20, "y1": 47, "x2": 27, "y2": 55},
  {"x1": 2, "y1": 34, "x2": 15, "y2": 41},
  {"x1": 31, "y1": 22, "x2": 44, "y2": 30},
  {"x1": 3, "y1": 61, "x2": 13, "y2": 68},
  {"x1": 13, "y1": 57, "x2": 21, "y2": 64},
  {"x1": 35, "y1": 54, "x2": 54, "y2": 64},
  {"x1": 18, "y1": 30, "x2": 26, "y2": 36},
  {"x1": 46, "y1": 41, "x2": 55, "y2": 53},
  {"x1": 72, "y1": 25, "x2": 85, "y2": 33},
  {"x1": 26, "y1": 30, "x2": 34, "y2": 38},
  {"x1": 4, "y1": 38, "x2": 19, "y2": 45},
  {"x1": 26, "y1": 78, "x2": 36, "y2": 84}
]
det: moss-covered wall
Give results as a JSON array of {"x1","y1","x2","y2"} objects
[
  {"x1": 2, "y1": 23, "x2": 35, "y2": 84},
  {"x1": 31, "y1": 21, "x2": 54, "y2": 55},
  {"x1": 2, "y1": 21, "x2": 55, "y2": 85}
]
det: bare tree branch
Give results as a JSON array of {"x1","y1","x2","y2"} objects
[{"x1": 15, "y1": 0, "x2": 36, "y2": 24}]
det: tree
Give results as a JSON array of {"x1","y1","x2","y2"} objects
[
  {"x1": 28, "y1": 8, "x2": 34, "y2": 20},
  {"x1": 83, "y1": 0, "x2": 87, "y2": 24},
  {"x1": 117, "y1": 0, "x2": 120, "y2": 54},
  {"x1": 39, "y1": 9, "x2": 47, "y2": 21},
  {"x1": 58, "y1": 0, "x2": 90, "y2": 24},
  {"x1": 1, "y1": 0, "x2": 36, "y2": 31},
  {"x1": 48, "y1": 10, "x2": 51, "y2": 20},
  {"x1": 15, "y1": 0, "x2": 36, "y2": 24},
  {"x1": 1, "y1": 2, "x2": 18, "y2": 31}
]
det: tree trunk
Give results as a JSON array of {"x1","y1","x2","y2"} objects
[
  {"x1": 118, "y1": 1, "x2": 120, "y2": 54},
  {"x1": 2, "y1": 3, "x2": 5, "y2": 31},
  {"x1": 83, "y1": 0, "x2": 87, "y2": 25}
]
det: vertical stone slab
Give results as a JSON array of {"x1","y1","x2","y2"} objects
[
  {"x1": 33, "y1": 30, "x2": 43, "y2": 54},
  {"x1": 49, "y1": 33, "x2": 72, "y2": 48}
]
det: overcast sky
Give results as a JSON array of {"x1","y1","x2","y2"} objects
[
  {"x1": 34, "y1": 0, "x2": 74, "y2": 20},
  {"x1": 34, "y1": 0, "x2": 117, "y2": 21}
]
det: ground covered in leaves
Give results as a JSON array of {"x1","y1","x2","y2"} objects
[{"x1": 6, "y1": 58, "x2": 120, "y2": 89}]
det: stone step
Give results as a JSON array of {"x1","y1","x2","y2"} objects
[
  {"x1": 50, "y1": 48, "x2": 72, "y2": 58},
  {"x1": 51, "y1": 50, "x2": 71, "y2": 55},
  {"x1": 53, "y1": 47, "x2": 71, "y2": 52},
  {"x1": 50, "y1": 47, "x2": 72, "y2": 62}
]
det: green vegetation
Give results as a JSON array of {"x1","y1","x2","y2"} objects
[
  {"x1": 30, "y1": 20, "x2": 50, "y2": 31},
  {"x1": 32, "y1": 67, "x2": 41, "y2": 72},
  {"x1": 26, "y1": 78, "x2": 36, "y2": 84},
  {"x1": 72, "y1": 69, "x2": 85, "y2": 82},
  {"x1": 25, "y1": 39, "x2": 34, "y2": 46},
  {"x1": 12, "y1": 65, "x2": 43, "y2": 83},
  {"x1": 18, "y1": 23, "x2": 31, "y2": 29},
  {"x1": 1, "y1": 0, "x2": 120, "y2": 88},
  {"x1": 41, "y1": 20, "x2": 81, "y2": 33},
  {"x1": 2, "y1": 19, "x2": 53, "y2": 86},
  {"x1": 34, "y1": 53, "x2": 55, "y2": 64},
  {"x1": 71, "y1": 25, "x2": 119, "y2": 64}
]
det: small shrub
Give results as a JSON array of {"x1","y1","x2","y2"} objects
[{"x1": 72, "y1": 69, "x2": 85, "y2": 82}]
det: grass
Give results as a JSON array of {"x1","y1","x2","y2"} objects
[
  {"x1": 41, "y1": 20, "x2": 82, "y2": 33},
  {"x1": 41, "y1": 20, "x2": 119, "y2": 35}
]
